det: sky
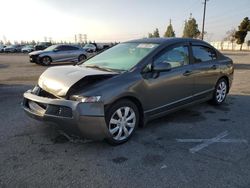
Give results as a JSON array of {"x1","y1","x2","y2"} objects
[{"x1": 0, "y1": 0, "x2": 249, "y2": 43}]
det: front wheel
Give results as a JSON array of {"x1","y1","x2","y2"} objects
[
  {"x1": 41, "y1": 56, "x2": 52, "y2": 66},
  {"x1": 105, "y1": 99, "x2": 139, "y2": 145},
  {"x1": 211, "y1": 78, "x2": 228, "y2": 105}
]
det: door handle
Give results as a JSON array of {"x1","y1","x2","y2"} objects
[
  {"x1": 210, "y1": 65, "x2": 218, "y2": 70},
  {"x1": 183, "y1": 70, "x2": 192, "y2": 76}
]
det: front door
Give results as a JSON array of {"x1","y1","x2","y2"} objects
[{"x1": 142, "y1": 43, "x2": 195, "y2": 116}]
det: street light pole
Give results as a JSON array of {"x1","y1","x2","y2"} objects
[{"x1": 201, "y1": 0, "x2": 208, "y2": 40}]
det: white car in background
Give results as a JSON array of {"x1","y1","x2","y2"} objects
[
  {"x1": 0, "y1": 45, "x2": 6, "y2": 52},
  {"x1": 21, "y1": 45, "x2": 34, "y2": 53}
]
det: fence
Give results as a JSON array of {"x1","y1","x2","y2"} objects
[{"x1": 210, "y1": 41, "x2": 250, "y2": 51}]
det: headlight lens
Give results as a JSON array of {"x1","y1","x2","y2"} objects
[{"x1": 71, "y1": 95, "x2": 101, "y2": 103}]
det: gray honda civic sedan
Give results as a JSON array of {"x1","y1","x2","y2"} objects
[{"x1": 23, "y1": 38, "x2": 234, "y2": 145}]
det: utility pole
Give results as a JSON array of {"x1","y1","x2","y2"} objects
[{"x1": 201, "y1": 0, "x2": 208, "y2": 40}]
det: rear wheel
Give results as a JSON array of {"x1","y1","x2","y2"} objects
[
  {"x1": 105, "y1": 99, "x2": 139, "y2": 145},
  {"x1": 41, "y1": 56, "x2": 52, "y2": 66},
  {"x1": 211, "y1": 78, "x2": 228, "y2": 105}
]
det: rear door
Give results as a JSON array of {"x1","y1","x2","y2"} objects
[
  {"x1": 190, "y1": 44, "x2": 220, "y2": 98},
  {"x1": 142, "y1": 43, "x2": 195, "y2": 116},
  {"x1": 67, "y1": 46, "x2": 81, "y2": 61}
]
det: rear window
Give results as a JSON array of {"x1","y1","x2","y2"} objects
[{"x1": 192, "y1": 45, "x2": 217, "y2": 63}]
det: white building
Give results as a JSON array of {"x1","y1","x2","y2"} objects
[{"x1": 210, "y1": 41, "x2": 250, "y2": 51}]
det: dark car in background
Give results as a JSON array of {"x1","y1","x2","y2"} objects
[
  {"x1": 34, "y1": 42, "x2": 52, "y2": 51},
  {"x1": 4, "y1": 44, "x2": 25, "y2": 53},
  {"x1": 23, "y1": 38, "x2": 234, "y2": 145},
  {"x1": 29, "y1": 44, "x2": 88, "y2": 65}
]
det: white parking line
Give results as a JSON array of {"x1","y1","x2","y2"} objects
[{"x1": 176, "y1": 131, "x2": 248, "y2": 153}]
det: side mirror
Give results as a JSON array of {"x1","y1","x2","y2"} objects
[
  {"x1": 53, "y1": 49, "x2": 59, "y2": 52},
  {"x1": 153, "y1": 62, "x2": 172, "y2": 72}
]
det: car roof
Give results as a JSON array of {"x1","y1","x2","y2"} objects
[{"x1": 125, "y1": 37, "x2": 207, "y2": 45}]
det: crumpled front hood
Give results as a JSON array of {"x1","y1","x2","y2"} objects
[{"x1": 38, "y1": 65, "x2": 116, "y2": 96}]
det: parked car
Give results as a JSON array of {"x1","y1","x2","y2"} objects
[
  {"x1": 21, "y1": 45, "x2": 34, "y2": 53},
  {"x1": 4, "y1": 44, "x2": 24, "y2": 53},
  {"x1": 82, "y1": 43, "x2": 97, "y2": 53},
  {"x1": 83, "y1": 42, "x2": 112, "y2": 53},
  {"x1": 23, "y1": 38, "x2": 234, "y2": 145},
  {"x1": 34, "y1": 42, "x2": 52, "y2": 51},
  {"x1": 29, "y1": 44, "x2": 88, "y2": 65},
  {"x1": 0, "y1": 45, "x2": 6, "y2": 52}
]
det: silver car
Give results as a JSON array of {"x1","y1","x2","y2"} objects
[
  {"x1": 21, "y1": 45, "x2": 34, "y2": 53},
  {"x1": 4, "y1": 44, "x2": 24, "y2": 53},
  {"x1": 29, "y1": 44, "x2": 88, "y2": 66}
]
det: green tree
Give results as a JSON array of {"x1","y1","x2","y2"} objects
[
  {"x1": 148, "y1": 33, "x2": 154, "y2": 38},
  {"x1": 164, "y1": 20, "x2": 175, "y2": 37},
  {"x1": 235, "y1": 17, "x2": 250, "y2": 50},
  {"x1": 31, "y1": 40, "x2": 36, "y2": 45},
  {"x1": 148, "y1": 28, "x2": 160, "y2": 38},
  {"x1": 153, "y1": 28, "x2": 160, "y2": 37},
  {"x1": 183, "y1": 17, "x2": 200, "y2": 38}
]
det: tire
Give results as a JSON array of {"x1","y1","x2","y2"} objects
[
  {"x1": 40, "y1": 56, "x2": 52, "y2": 66},
  {"x1": 105, "y1": 99, "x2": 139, "y2": 145},
  {"x1": 211, "y1": 78, "x2": 228, "y2": 105},
  {"x1": 78, "y1": 54, "x2": 86, "y2": 62}
]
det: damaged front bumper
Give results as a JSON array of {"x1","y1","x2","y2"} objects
[{"x1": 22, "y1": 90, "x2": 110, "y2": 140}]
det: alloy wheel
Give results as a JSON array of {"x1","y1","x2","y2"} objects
[
  {"x1": 42, "y1": 57, "x2": 51, "y2": 65},
  {"x1": 216, "y1": 81, "x2": 227, "y2": 103},
  {"x1": 108, "y1": 106, "x2": 136, "y2": 141}
]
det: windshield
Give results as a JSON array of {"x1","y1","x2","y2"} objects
[
  {"x1": 44, "y1": 45, "x2": 58, "y2": 51},
  {"x1": 83, "y1": 42, "x2": 158, "y2": 71}
]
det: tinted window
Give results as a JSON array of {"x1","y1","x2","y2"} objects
[
  {"x1": 56, "y1": 46, "x2": 65, "y2": 51},
  {"x1": 192, "y1": 45, "x2": 217, "y2": 63},
  {"x1": 67, "y1": 46, "x2": 79, "y2": 50},
  {"x1": 57, "y1": 46, "x2": 72, "y2": 51},
  {"x1": 154, "y1": 46, "x2": 189, "y2": 69}
]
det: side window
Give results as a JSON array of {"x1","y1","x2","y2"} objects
[
  {"x1": 67, "y1": 46, "x2": 79, "y2": 51},
  {"x1": 57, "y1": 46, "x2": 72, "y2": 51},
  {"x1": 192, "y1": 45, "x2": 217, "y2": 63},
  {"x1": 63, "y1": 46, "x2": 73, "y2": 51},
  {"x1": 56, "y1": 46, "x2": 65, "y2": 51},
  {"x1": 154, "y1": 46, "x2": 189, "y2": 69}
]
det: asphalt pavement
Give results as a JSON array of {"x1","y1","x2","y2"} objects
[{"x1": 0, "y1": 52, "x2": 250, "y2": 188}]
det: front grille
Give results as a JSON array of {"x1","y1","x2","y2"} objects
[
  {"x1": 38, "y1": 88, "x2": 58, "y2": 99},
  {"x1": 32, "y1": 86, "x2": 58, "y2": 99},
  {"x1": 30, "y1": 55, "x2": 39, "y2": 62},
  {"x1": 46, "y1": 105, "x2": 73, "y2": 118},
  {"x1": 26, "y1": 86, "x2": 73, "y2": 118}
]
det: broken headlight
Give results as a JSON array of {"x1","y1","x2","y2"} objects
[{"x1": 70, "y1": 95, "x2": 101, "y2": 103}]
